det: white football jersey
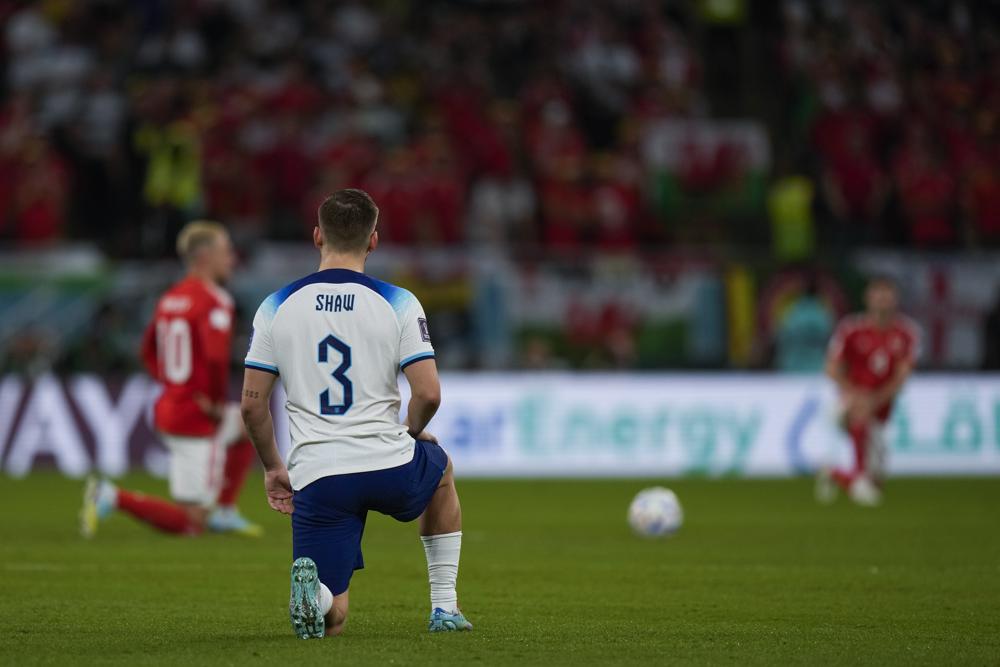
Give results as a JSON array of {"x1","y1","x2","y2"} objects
[{"x1": 245, "y1": 268, "x2": 435, "y2": 489}]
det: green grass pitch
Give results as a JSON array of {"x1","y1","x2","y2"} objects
[{"x1": 1, "y1": 474, "x2": 998, "y2": 665}]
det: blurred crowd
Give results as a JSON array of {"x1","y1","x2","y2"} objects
[
  {"x1": 777, "y1": 0, "x2": 999, "y2": 248},
  {"x1": 1, "y1": 0, "x2": 999, "y2": 376},
  {"x1": 0, "y1": 0, "x2": 994, "y2": 257}
]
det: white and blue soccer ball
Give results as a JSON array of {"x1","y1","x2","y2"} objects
[{"x1": 628, "y1": 487, "x2": 683, "y2": 538}]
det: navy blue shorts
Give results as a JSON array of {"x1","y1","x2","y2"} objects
[{"x1": 291, "y1": 440, "x2": 448, "y2": 595}]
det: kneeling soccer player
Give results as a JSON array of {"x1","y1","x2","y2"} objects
[
  {"x1": 818, "y1": 275, "x2": 919, "y2": 506},
  {"x1": 240, "y1": 189, "x2": 471, "y2": 637},
  {"x1": 81, "y1": 221, "x2": 260, "y2": 537}
]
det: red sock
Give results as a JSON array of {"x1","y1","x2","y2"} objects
[
  {"x1": 848, "y1": 422, "x2": 869, "y2": 475},
  {"x1": 832, "y1": 422, "x2": 870, "y2": 491},
  {"x1": 117, "y1": 489, "x2": 201, "y2": 535},
  {"x1": 831, "y1": 422, "x2": 868, "y2": 491},
  {"x1": 217, "y1": 439, "x2": 256, "y2": 507},
  {"x1": 831, "y1": 468, "x2": 854, "y2": 491}
]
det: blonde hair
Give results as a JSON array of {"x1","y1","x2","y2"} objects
[{"x1": 176, "y1": 220, "x2": 227, "y2": 262}]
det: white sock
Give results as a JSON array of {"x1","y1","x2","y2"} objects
[
  {"x1": 420, "y1": 531, "x2": 462, "y2": 613},
  {"x1": 317, "y1": 582, "x2": 334, "y2": 615}
]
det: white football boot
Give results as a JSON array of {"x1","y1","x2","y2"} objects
[
  {"x1": 815, "y1": 466, "x2": 838, "y2": 505},
  {"x1": 849, "y1": 475, "x2": 882, "y2": 507}
]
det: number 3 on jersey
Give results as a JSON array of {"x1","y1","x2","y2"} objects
[{"x1": 318, "y1": 334, "x2": 353, "y2": 415}]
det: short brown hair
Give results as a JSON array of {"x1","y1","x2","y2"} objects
[
  {"x1": 867, "y1": 274, "x2": 897, "y2": 290},
  {"x1": 318, "y1": 189, "x2": 379, "y2": 253},
  {"x1": 176, "y1": 220, "x2": 226, "y2": 262}
]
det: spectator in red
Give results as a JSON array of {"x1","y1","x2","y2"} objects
[
  {"x1": 360, "y1": 148, "x2": 420, "y2": 245},
  {"x1": 892, "y1": 127, "x2": 957, "y2": 246},
  {"x1": 435, "y1": 82, "x2": 510, "y2": 177},
  {"x1": 821, "y1": 124, "x2": 888, "y2": 243},
  {"x1": 810, "y1": 88, "x2": 878, "y2": 165},
  {"x1": 962, "y1": 150, "x2": 1000, "y2": 243},
  {"x1": 590, "y1": 152, "x2": 639, "y2": 251},
  {"x1": 0, "y1": 104, "x2": 24, "y2": 237},
  {"x1": 259, "y1": 114, "x2": 315, "y2": 223},
  {"x1": 524, "y1": 99, "x2": 586, "y2": 180},
  {"x1": 467, "y1": 157, "x2": 537, "y2": 248},
  {"x1": 319, "y1": 129, "x2": 378, "y2": 186},
  {"x1": 202, "y1": 125, "x2": 268, "y2": 236},
  {"x1": 539, "y1": 157, "x2": 589, "y2": 250},
  {"x1": 598, "y1": 302, "x2": 638, "y2": 369},
  {"x1": 10, "y1": 136, "x2": 69, "y2": 243},
  {"x1": 410, "y1": 126, "x2": 465, "y2": 245}
]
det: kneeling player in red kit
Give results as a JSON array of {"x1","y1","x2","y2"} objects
[
  {"x1": 81, "y1": 221, "x2": 261, "y2": 537},
  {"x1": 818, "y1": 275, "x2": 920, "y2": 506}
]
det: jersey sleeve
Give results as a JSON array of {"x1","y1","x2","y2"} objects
[
  {"x1": 244, "y1": 297, "x2": 279, "y2": 375},
  {"x1": 140, "y1": 317, "x2": 159, "y2": 379},
  {"x1": 827, "y1": 319, "x2": 852, "y2": 362},
  {"x1": 198, "y1": 303, "x2": 233, "y2": 365},
  {"x1": 899, "y1": 318, "x2": 922, "y2": 364},
  {"x1": 398, "y1": 292, "x2": 435, "y2": 370},
  {"x1": 194, "y1": 300, "x2": 233, "y2": 402}
]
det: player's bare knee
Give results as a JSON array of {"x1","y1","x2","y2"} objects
[
  {"x1": 325, "y1": 606, "x2": 348, "y2": 636},
  {"x1": 325, "y1": 619, "x2": 346, "y2": 637},
  {"x1": 846, "y1": 410, "x2": 868, "y2": 428},
  {"x1": 440, "y1": 457, "x2": 454, "y2": 486}
]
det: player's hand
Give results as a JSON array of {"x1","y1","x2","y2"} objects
[
  {"x1": 264, "y1": 467, "x2": 294, "y2": 515},
  {"x1": 193, "y1": 393, "x2": 223, "y2": 422},
  {"x1": 846, "y1": 391, "x2": 876, "y2": 421},
  {"x1": 409, "y1": 430, "x2": 438, "y2": 444},
  {"x1": 871, "y1": 387, "x2": 895, "y2": 408}
]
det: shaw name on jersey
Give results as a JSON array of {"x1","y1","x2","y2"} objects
[{"x1": 245, "y1": 269, "x2": 434, "y2": 490}]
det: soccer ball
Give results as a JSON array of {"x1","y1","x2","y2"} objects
[{"x1": 628, "y1": 487, "x2": 683, "y2": 538}]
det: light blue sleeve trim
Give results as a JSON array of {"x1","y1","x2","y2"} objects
[
  {"x1": 367, "y1": 277, "x2": 416, "y2": 318},
  {"x1": 245, "y1": 361, "x2": 280, "y2": 376},
  {"x1": 259, "y1": 291, "x2": 281, "y2": 321},
  {"x1": 399, "y1": 352, "x2": 435, "y2": 370}
]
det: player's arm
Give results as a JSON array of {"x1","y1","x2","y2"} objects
[
  {"x1": 240, "y1": 367, "x2": 293, "y2": 514},
  {"x1": 825, "y1": 324, "x2": 873, "y2": 420},
  {"x1": 872, "y1": 325, "x2": 919, "y2": 405},
  {"x1": 241, "y1": 299, "x2": 291, "y2": 513},
  {"x1": 398, "y1": 292, "x2": 439, "y2": 441},
  {"x1": 826, "y1": 352, "x2": 874, "y2": 421},
  {"x1": 403, "y1": 358, "x2": 441, "y2": 442},
  {"x1": 824, "y1": 346, "x2": 853, "y2": 394},
  {"x1": 195, "y1": 305, "x2": 232, "y2": 422},
  {"x1": 240, "y1": 368, "x2": 280, "y2": 470},
  {"x1": 139, "y1": 319, "x2": 159, "y2": 378},
  {"x1": 824, "y1": 354, "x2": 851, "y2": 392},
  {"x1": 825, "y1": 321, "x2": 860, "y2": 394},
  {"x1": 872, "y1": 358, "x2": 913, "y2": 405}
]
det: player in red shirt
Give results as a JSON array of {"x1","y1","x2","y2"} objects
[
  {"x1": 81, "y1": 221, "x2": 261, "y2": 537},
  {"x1": 818, "y1": 276, "x2": 920, "y2": 506}
]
